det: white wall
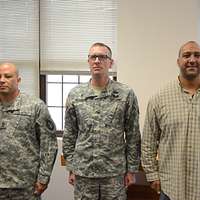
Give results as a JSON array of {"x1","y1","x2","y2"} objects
[
  {"x1": 117, "y1": 0, "x2": 200, "y2": 128},
  {"x1": 43, "y1": 1, "x2": 200, "y2": 199},
  {"x1": 42, "y1": 138, "x2": 73, "y2": 200}
]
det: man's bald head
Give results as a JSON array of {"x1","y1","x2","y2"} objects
[{"x1": 0, "y1": 62, "x2": 21, "y2": 101}]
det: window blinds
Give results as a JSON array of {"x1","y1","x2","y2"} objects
[
  {"x1": 0, "y1": 0, "x2": 39, "y2": 96},
  {"x1": 40, "y1": 0, "x2": 118, "y2": 72},
  {"x1": 0, "y1": 0, "x2": 118, "y2": 93}
]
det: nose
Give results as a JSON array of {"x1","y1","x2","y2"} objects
[
  {"x1": 94, "y1": 56, "x2": 100, "y2": 63},
  {"x1": 188, "y1": 54, "x2": 196, "y2": 63},
  {"x1": 0, "y1": 76, "x2": 6, "y2": 83}
]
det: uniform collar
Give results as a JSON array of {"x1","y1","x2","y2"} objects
[
  {"x1": 0, "y1": 93, "x2": 21, "y2": 111},
  {"x1": 81, "y1": 79, "x2": 120, "y2": 99}
]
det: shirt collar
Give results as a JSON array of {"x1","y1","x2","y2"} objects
[
  {"x1": 82, "y1": 79, "x2": 119, "y2": 99},
  {"x1": 177, "y1": 76, "x2": 200, "y2": 94},
  {"x1": 0, "y1": 92, "x2": 21, "y2": 111}
]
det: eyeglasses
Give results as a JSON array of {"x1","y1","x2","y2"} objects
[{"x1": 88, "y1": 54, "x2": 111, "y2": 62}]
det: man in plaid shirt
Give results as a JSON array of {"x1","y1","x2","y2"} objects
[{"x1": 142, "y1": 41, "x2": 200, "y2": 200}]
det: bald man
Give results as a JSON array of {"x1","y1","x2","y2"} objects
[
  {"x1": 142, "y1": 41, "x2": 200, "y2": 200},
  {"x1": 0, "y1": 63, "x2": 58, "y2": 200}
]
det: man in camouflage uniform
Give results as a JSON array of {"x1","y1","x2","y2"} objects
[
  {"x1": 0, "y1": 63, "x2": 58, "y2": 200},
  {"x1": 63, "y1": 43, "x2": 141, "y2": 200}
]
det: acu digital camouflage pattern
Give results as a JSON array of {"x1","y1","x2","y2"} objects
[
  {"x1": 0, "y1": 93, "x2": 58, "y2": 189},
  {"x1": 63, "y1": 79, "x2": 141, "y2": 177},
  {"x1": 74, "y1": 175, "x2": 126, "y2": 200},
  {"x1": 0, "y1": 188, "x2": 40, "y2": 200}
]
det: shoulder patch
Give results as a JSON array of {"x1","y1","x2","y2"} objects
[{"x1": 46, "y1": 119, "x2": 55, "y2": 131}]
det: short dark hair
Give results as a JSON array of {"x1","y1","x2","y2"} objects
[{"x1": 90, "y1": 42, "x2": 112, "y2": 58}]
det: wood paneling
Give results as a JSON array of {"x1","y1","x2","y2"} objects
[{"x1": 127, "y1": 184, "x2": 159, "y2": 200}]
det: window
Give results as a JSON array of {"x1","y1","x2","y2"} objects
[
  {"x1": 40, "y1": 0, "x2": 118, "y2": 72},
  {"x1": 1, "y1": 0, "x2": 118, "y2": 97},
  {"x1": 46, "y1": 74, "x2": 91, "y2": 131},
  {"x1": 44, "y1": 72, "x2": 117, "y2": 132},
  {"x1": 39, "y1": 1, "x2": 118, "y2": 133}
]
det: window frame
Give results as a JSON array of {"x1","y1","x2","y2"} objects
[{"x1": 40, "y1": 71, "x2": 117, "y2": 136}]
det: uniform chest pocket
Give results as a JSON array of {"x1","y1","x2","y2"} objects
[
  {"x1": 11, "y1": 112, "x2": 33, "y2": 131},
  {"x1": 103, "y1": 99, "x2": 126, "y2": 125}
]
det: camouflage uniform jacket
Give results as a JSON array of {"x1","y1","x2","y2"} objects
[
  {"x1": 63, "y1": 79, "x2": 141, "y2": 177},
  {"x1": 0, "y1": 93, "x2": 58, "y2": 188}
]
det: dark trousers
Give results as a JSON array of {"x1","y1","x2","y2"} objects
[{"x1": 160, "y1": 191, "x2": 170, "y2": 200}]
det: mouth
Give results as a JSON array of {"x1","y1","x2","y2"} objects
[
  {"x1": 186, "y1": 65, "x2": 198, "y2": 70},
  {"x1": 92, "y1": 66, "x2": 102, "y2": 71},
  {"x1": 0, "y1": 86, "x2": 7, "y2": 90}
]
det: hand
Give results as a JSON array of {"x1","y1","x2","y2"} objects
[
  {"x1": 150, "y1": 180, "x2": 161, "y2": 194},
  {"x1": 34, "y1": 182, "x2": 47, "y2": 196},
  {"x1": 68, "y1": 171, "x2": 76, "y2": 186},
  {"x1": 124, "y1": 172, "x2": 135, "y2": 187}
]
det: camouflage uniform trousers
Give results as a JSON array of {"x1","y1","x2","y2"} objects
[
  {"x1": 74, "y1": 175, "x2": 127, "y2": 200},
  {"x1": 0, "y1": 188, "x2": 41, "y2": 200}
]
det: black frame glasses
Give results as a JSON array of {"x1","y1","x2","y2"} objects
[{"x1": 88, "y1": 54, "x2": 111, "y2": 62}]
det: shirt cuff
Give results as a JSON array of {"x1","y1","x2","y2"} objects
[
  {"x1": 127, "y1": 163, "x2": 140, "y2": 173},
  {"x1": 37, "y1": 174, "x2": 50, "y2": 185},
  {"x1": 145, "y1": 172, "x2": 159, "y2": 182},
  {"x1": 65, "y1": 160, "x2": 74, "y2": 172}
]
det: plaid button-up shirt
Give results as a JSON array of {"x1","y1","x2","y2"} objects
[{"x1": 142, "y1": 79, "x2": 200, "y2": 200}]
